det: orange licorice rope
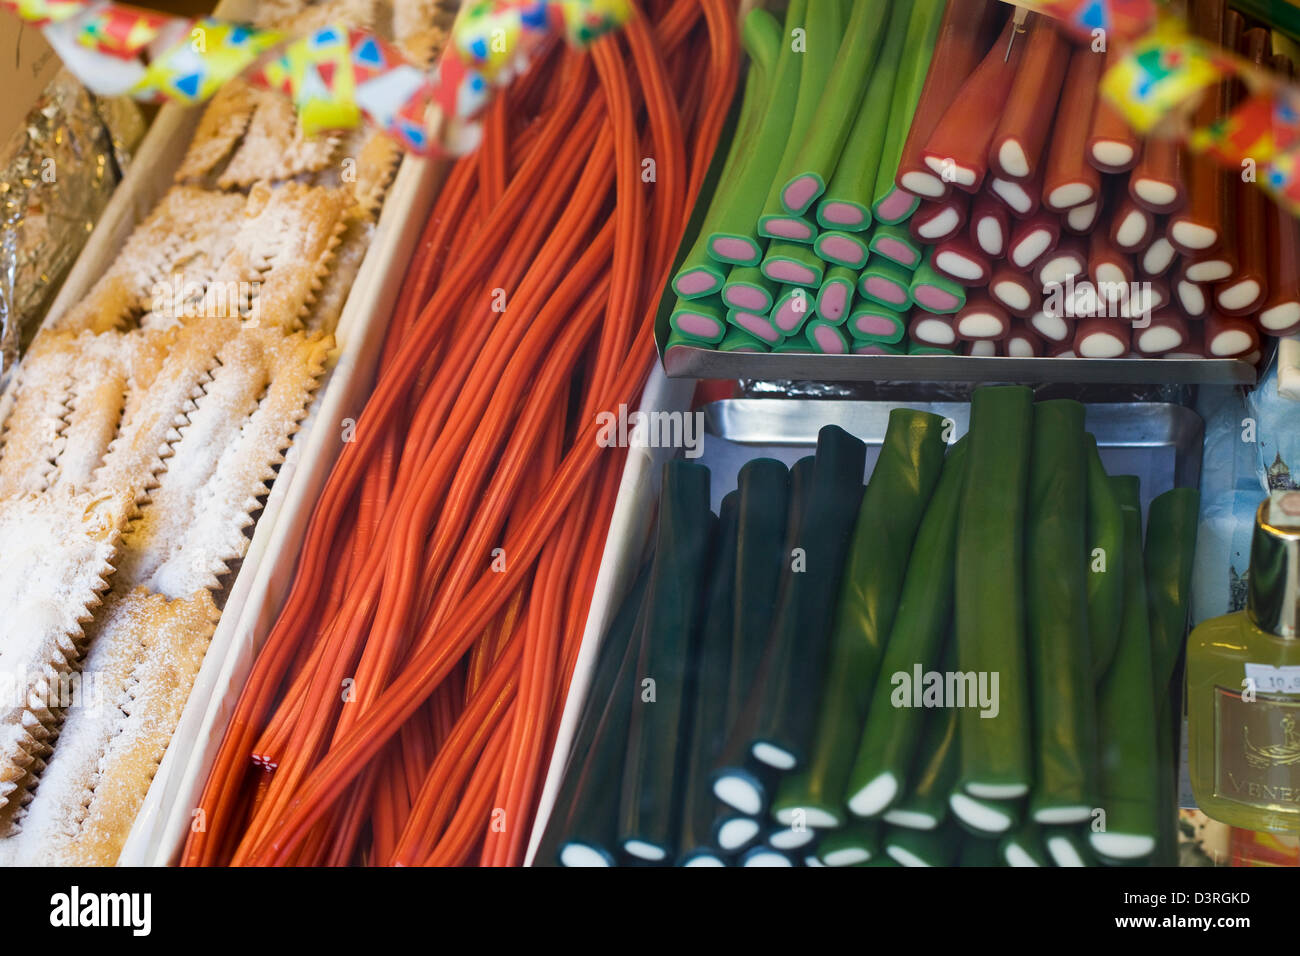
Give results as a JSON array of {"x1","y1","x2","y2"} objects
[{"x1": 181, "y1": 0, "x2": 737, "y2": 867}]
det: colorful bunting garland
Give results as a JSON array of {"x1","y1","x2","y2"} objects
[{"x1": 0, "y1": 0, "x2": 631, "y2": 155}]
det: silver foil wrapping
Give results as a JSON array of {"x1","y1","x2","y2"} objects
[{"x1": 0, "y1": 70, "x2": 142, "y2": 387}]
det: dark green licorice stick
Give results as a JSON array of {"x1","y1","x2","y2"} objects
[
  {"x1": 1090, "y1": 476, "x2": 1159, "y2": 864},
  {"x1": 846, "y1": 439, "x2": 966, "y2": 819},
  {"x1": 959, "y1": 835, "x2": 1003, "y2": 867},
  {"x1": 617, "y1": 462, "x2": 713, "y2": 863},
  {"x1": 776, "y1": 412, "x2": 948, "y2": 826},
  {"x1": 748, "y1": 427, "x2": 866, "y2": 771},
  {"x1": 1145, "y1": 488, "x2": 1199, "y2": 691},
  {"x1": 729, "y1": 459, "x2": 790, "y2": 723},
  {"x1": 671, "y1": 9, "x2": 781, "y2": 298},
  {"x1": 713, "y1": 458, "x2": 805, "y2": 816},
  {"x1": 783, "y1": 0, "x2": 890, "y2": 217},
  {"x1": 956, "y1": 385, "x2": 1034, "y2": 800},
  {"x1": 757, "y1": 0, "x2": 846, "y2": 240},
  {"x1": 999, "y1": 821, "x2": 1051, "y2": 867},
  {"x1": 707, "y1": 1, "x2": 808, "y2": 265},
  {"x1": 1145, "y1": 488, "x2": 1197, "y2": 868},
  {"x1": 1026, "y1": 400, "x2": 1098, "y2": 825},
  {"x1": 871, "y1": 0, "x2": 947, "y2": 224},
  {"x1": 817, "y1": 821, "x2": 882, "y2": 866},
  {"x1": 813, "y1": 0, "x2": 910, "y2": 229},
  {"x1": 1085, "y1": 435, "x2": 1126, "y2": 682},
  {"x1": 537, "y1": 563, "x2": 652, "y2": 866},
  {"x1": 885, "y1": 820, "x2": 962, "y2": 867},
  {"x1": 677, "y1": 493, "x2": 740, "y2": 867}
]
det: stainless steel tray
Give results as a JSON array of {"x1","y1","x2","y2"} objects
[
  {"x1": 665, "y1": 344, "x2": 1257, "y2": 386},
  {"x1": 699, "y1": 399, "x2": 1203, "y2": 515}
]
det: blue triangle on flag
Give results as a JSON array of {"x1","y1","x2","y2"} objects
[
  {"x1": 356, "y1": 37, "x2": 383, "y2": 66},
  {"x1": 1078, "y1": 1, "x2": 1108, "y2": 30},
  {"x1": 175, "y1": 73, "x2": 202, "y2": 98}
]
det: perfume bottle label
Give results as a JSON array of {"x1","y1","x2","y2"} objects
[{"x1": 1214, "y1": 687, "x2": 1300, "y2": 811}]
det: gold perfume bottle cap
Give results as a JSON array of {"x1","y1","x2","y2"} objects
[{"x1": 1248, "y1": 491, "x2": 1300, "y2": 638}]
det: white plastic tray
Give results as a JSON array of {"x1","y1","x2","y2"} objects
[{"x1": 21, "y1": 0, "x2": 450, "y2": 866}]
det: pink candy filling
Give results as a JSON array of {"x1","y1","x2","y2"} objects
[
  {"x1": 711, "y1": 236, "x2": 758, "y2": 262},
  {"x1": 863, "y1": 276, "x2": 906, "y2": 305},
  {"x1": 676, "y1": 313, "x2": 720, "y2": 339},
  {"x1": 819, "y1": 235, "x2": 865, "y2": 266},
  {"x1": 675, "y1": 271, "x2": 716, "y2": 295},
  {"x1": 853, "y1": 314, "x2": 898, "y2": 337},
  {"x1": 914, "y1": 286, "x2": 960, "y2": 312},
  {"x1": 874, "y1": 237, "x2": 918, "y2": 267},
  {"x1": 813, "y1": 325, "x2": 845, "y2": 354},
  {"x1": 820, "y1": 201, "x2": 866, "y2": 227}
]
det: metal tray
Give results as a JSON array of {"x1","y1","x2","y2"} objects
[
  {"x1": 698, "y1": 399, "x2": 1203, "y2": 516},
  {"x1": 663, "y1": 344, "x2": 1257, "y2": 386}
]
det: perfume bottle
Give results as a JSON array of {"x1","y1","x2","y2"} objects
[{"x1": 1187, "y1": 491, "x2": 1300, "y2": 832}]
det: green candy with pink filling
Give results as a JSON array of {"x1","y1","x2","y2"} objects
[
  {"x1": 762, "y1": 241, "x2": 825, "y2": 290},
  {"x1": 770, "y1": 284, "x2": 817, "y2": 336},
  {"x1": 806, "y1": 319, "x2": 851, "y2": 354},
  {"x1": 722, "y1": 264, "x2": 779, "y2": 314},
  {"x1": 858, "y1": 255, "x2": 914, "y2": 311},
  {"x1": 868, "y1": 221, "x2": 923, "y2": 269},
  {"x1": 814, "y1": 230, "x2": 870, "y2": 269},
  {"x1": 848, "y1": 301, "x2": 907, "y2": 343},
  {"x1": 908, "y1": 250, "x2": 967, "y2": 315},
  {"x1": 815, "y1": 266, "x2": 857, "y2": 324},
  {"x1": 669, "y1": 295, "x2": 727, "y2": 344}
]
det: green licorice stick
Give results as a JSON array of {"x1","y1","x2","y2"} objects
[
  {"x1": 776, "y1": 413, "x2": 948, "y2": 826},
  {"x1": 1044, "y1": 826, "x2": 1098, "y2": 867},
  {"x1": 805, "y1": 319, "x2": 851, "y2": 354},
  {"x1": 815, "y1": 265, "x2": 857, "y2": 324},
  {"x1": 1145, "y1": 488, "x2": 1200, "y2": 690},
  {"x1": 678, "y1": 493, "x2": 740, "y2": 867},
  {"x1": 858, "y1": 256, "x2": 914, "y2": 312},
  {"x1": 882, "y1": 649, "x2": 961, "y2": 830},
  {"x1": 722, "y1": 265, "x2": 779, "y2": 314},
  {"x1": 1090, "y1": 476, "x2": 1159, "y2": 864},
  {"x1": 909, "y1": 249, "x2": 967, "y2": 314},
  {"x1": 1085, "y1": 435, "x2": 1126, "y2": 682},
  {"x1": 868, "y1": 221, "x2": 924, "y2": 269},
  {"x1": 717, "y1": 326, "x2": 770, "y2": 352},
  {"x1": 813, "y1": 230, "x2": 870, "y2": 269},
  {"x1": 817, "y1": 822, "x2": 883, "y2": 866},
  {"x1": 845, "y1": 438, "x2": 965, "y2": 819},
  {"x1": 536, "y1": 563, "x2": 652, "y2": 866},
  {"x1": 848, "y1": 301, "x2": 907, "y2": 343},
  {"x1": 1025, "y1": 400, "x2": 1098, "y2": 825},
  {"x1": 618, "y1": 462, "x2": 713, "y2": 863},
  {"x1": 757, "y1": 0, "x2": 847, "y2": 241},
  {"x1": 871, "y1": 0, "x2": 947, "y2": 224},
  {"x1": 999, "y1": 821, "x2": 1051, "y2": 867},
  {"x1": 671, "y1": 9, "x2": 781, "y2": 298},
  {"x1": 959, "y1": 835, "x2": 1003, "y2": 866},
  {"x1": 783, "y1": 0, "x2": 891, "y2": 216},
  {"x1": 908, "y1": 343, "x2": 956, "y2": 355},
  {"x1": 956, "y1": 385, "x2": 1034, "y2": 800},
  {"x1": 814, "y1": 0, "x2": 911, "y2": 229},
  {"x1": 761, "y1": 241, "x2": 825, "y2": 288},
  {"x1": 948, "y1": 792, "x2": 1022, "y2": 837},
  {"x1": 708, "y1": 1, "x2": 809, "y2": 265},
  {"x1": 668, "y1": 295, "x2": 727, "y2": 344},
  {"x1": 770, "y1": 284, "x2": 815, "y2": 336},
  {"x1": 884, "y1": 820, "x2": 962, "y2": 867},
  {"x1": 748, "y1": 427, "x2": 866, "y2": 771},
  {"x1": 712, "y1": 458, "x2": 801, "y2": 816}
]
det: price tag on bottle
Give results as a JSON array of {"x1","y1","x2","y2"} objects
[{"x1": 1244, "y1": 663, "x2": 1300, "y2": 695}]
